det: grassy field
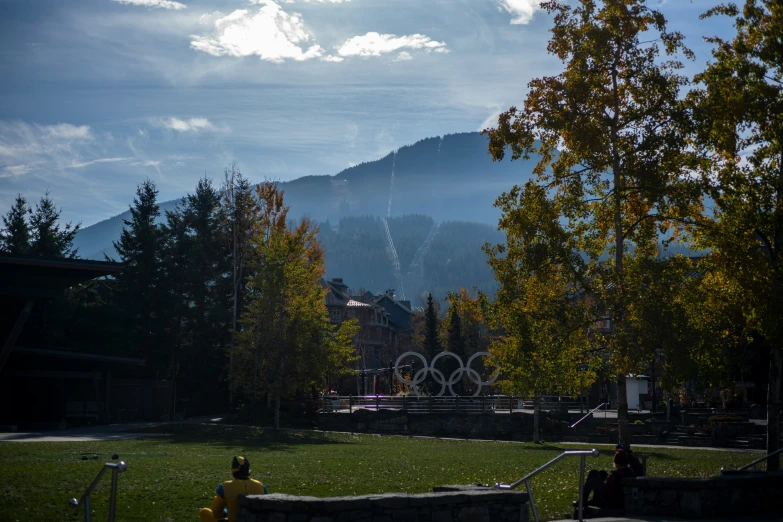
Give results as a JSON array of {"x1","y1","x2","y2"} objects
[{"x1": 0, "y1": 424, "x2": 757, "y2": 522}]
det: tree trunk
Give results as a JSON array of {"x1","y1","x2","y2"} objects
[
  {"x1": 767, "y1": 346, "x2": 782, "y2": 471},
  {"x1": 617, "y1": 374, "x2": 630, "y2": 447},
  {"x1": 533, "y1": 393, "x2": 541, "y2": 443}
]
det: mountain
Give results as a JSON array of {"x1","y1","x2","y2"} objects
[{"x1": 72, "y1": 131, "x2": 533, "y2": 260}]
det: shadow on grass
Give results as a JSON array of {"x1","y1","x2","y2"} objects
[{"x1": 134, "y1": 424, "x2": 356, "y2": 451}]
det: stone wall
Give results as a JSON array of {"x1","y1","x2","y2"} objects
[
  {"x1": 623, "y1": 472, "x2": 783, "y2": 518},
  {"x1": 238, "y1": 487, "x2": 530, "y2": 522},
  {"x1": 318, "y1": 408, "x2": 541, "y2": 441}
]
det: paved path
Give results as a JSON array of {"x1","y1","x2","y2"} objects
[{"x1": 0, "y1": 422, "x2": 170, "y2": 442}]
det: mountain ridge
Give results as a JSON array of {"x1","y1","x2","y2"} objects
[{"x1": 73, "y1": 131, "x2": 533, "y2": 259}]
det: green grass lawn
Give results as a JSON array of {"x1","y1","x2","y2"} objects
[{"x1": 0, "y1": 424, "x2": 758, "y2": 522}]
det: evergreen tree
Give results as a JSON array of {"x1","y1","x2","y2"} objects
[
  {"x1": 174, "y1": 177, "x2": 231, "y2": 410},
  {"x1": 28, "y1": 191, "x2": 80, "y2": 258},
  {"x1": 424, "y1": 293, "x2": 440, "y2": 357},
  {"x1": 446, "y1": 305, "x2": 464, "y2": 357},
  {"x1": 113, "y1": 179, "x2": 166, "y2": 374},
  {"x1": 0, "y1": 194, "x2": 31, "y2": 254}
]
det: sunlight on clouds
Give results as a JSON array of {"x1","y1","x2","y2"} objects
[
  {"x1": 279, "y1": 0, "x2": 351, "y2": 3},
  {"x1": 497, "y1": 0, "x2": 540, "y2": 25},
  {"x1": 112, "y1": 0, "x2": 187, "y2": 10},
  {"x1": 335, "y1": 32, "x2": 448, "y2": 59},
  {"x1": 190, "y1": 2, "x2": 324, "y2": 63},
  {"x1": 158, "y1": 117, "x2": 214, "y2": 132}
]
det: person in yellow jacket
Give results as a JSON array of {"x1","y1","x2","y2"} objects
[{"x1": 199, "y1": 456, "x2": 267, "y2": 522}]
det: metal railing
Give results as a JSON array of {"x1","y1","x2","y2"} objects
[
  {"x1": 569, "y1": 402, "x2": 608, "y2": 429},
  {"x1": 321, "y1": 395, "x2": 586, "y2": 414},
  {"x1": 495, "y1": 449, "x2": 600, "y2": 522},
  {"x1": 70, "y1": 461, "x2": 127, "y2": 522},
  {"x1": 721, "y1": 447, "x2": 783, "y2": 473}
]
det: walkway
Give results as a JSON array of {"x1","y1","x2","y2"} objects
[{"x1": 0, "y1": 422, "x2": 169, "y2": 442}]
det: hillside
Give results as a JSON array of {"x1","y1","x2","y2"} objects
[
  {"x1": 318, "y1": 215, "x2": 504, "y2": 303},
  {"x1": 72, "y1": 131, "x2": 532, "y2": 260}
]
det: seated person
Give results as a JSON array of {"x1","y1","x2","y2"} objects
[
  {"x1": 199, "y1": 456, "x2": 267, "y2": 522},
  {"x1": 600, "y1": 449, "x2": 637, "y2": 510},
  {"x1": 616, "y1": 443, "x2": 644, "y2": 476},
  {"x1": 578, "y1": 449, "x2": 637, "y2": 512}
]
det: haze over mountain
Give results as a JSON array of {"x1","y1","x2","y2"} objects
[{"x1": 73, "y1": 131, "x2": 534, "y2": 260}]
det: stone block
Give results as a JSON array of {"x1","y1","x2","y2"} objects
[
  {"x1": 679, "y1": 491, "x2": 701, "y2": 517},
  {"x1": 370, "y1": 494, "x2": 409, "y2": 509},
  {"x1": 391, "y1": 508, "x2": 418, "y2": 520},
  {"x1": 323, "y1": 498, "x2": 372, "y2": 512},
  {"x1": 658, "y1": 488, "x2": 678, "y2": 508},
  {"x1": 456, "y1": 506, "x2": 490, "y2": 522},
  {"x1": 431, "y1": 509, "x2": 453, "y2": 522},
  {"x1": 408, "y1": 496, "x2": 430, "y2": 507}
]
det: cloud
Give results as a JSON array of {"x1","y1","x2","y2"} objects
[
  {"x1": 190, "y1": 2, "x2": 324, "y2": 63},
  {"x1": 0, "y1": 121, "x2": 95, "y2": 177},
  {"x1": 157, "y1": 117, "x2": 215, "y2": 132},
  {"x1": 393, "y1": 51, "x2": 413, "y2": 62},
  {"x1": 280, "y1": 0, "x2": 350, "y2": 3},
  {"x1": 65, "y1": 157, "x2": 135, "y2": 169},
  {"x1": 497, "y1": 0, "x2": 540, "y2": 25},
  {"x1": 112, "y1": 0, "x2": 187, "y2": 10},
  {"x1": 334, "y1": 32, "x2": 448, "y2": 59}
]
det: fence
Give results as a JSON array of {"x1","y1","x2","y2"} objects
[{"x1": 320, "y1": 395, "x2": 587, "y2": 414}]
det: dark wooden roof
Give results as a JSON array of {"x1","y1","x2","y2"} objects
[{"x1": 0, "y1": 254, "x2": 123, "y2": 299}]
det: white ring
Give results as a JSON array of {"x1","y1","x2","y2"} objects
[{"x1": 393, "y1": 351, "x2": 499, "y2": 397}]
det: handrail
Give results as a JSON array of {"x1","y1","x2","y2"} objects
[
  {"x1": 722, "y1": 447, "x2": 783, "y2": 472},
  {"x1": 70, "y1": 461, "x2": 127, "y2": 522},
  {"x1": 495, "y1": 449, "x2": 599, "y2": 522},
  {"x1": 569, "y1": 402, "x2": 607, "y2": 429}
]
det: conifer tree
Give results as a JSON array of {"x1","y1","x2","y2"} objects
[
  {"x1": 28, "y1": 191, "x2": 80, "y2": 258},
  {"x1": 113, "y1": 179, "x2": 166, "y2": 374},
  {"x1": 424, "y1": 293, "x2": 440, "y2": 357},
  {"x1": 0, "y1": 194, "x2": 31, "y2": 254}
]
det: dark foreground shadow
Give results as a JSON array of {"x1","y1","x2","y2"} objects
[{"x1": 131, "y1": 423, "x2": 355, "y2": 451}]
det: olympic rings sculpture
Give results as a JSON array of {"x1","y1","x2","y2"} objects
[{"x1": 393, "y1": 351, "x2": 499, "y2": 397}]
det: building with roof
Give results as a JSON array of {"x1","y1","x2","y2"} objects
[
  {"x1": 320, "y1": 278, "x2": 416, "y2": 392},
  {"x1": 0, "y1": 255, "x2": 174, "y2": 428}
]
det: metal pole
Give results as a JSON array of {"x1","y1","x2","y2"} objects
[
  {"x1": 109, "y1": 467, "x2": 119, "y2": 522},
  {"x1": 578, "y1": 454, "x2": 586, "y2": 522},
  {"x1": 525, "y1": 479, "x2": 539, "y2": 522},
  {"x1": 84, "y1": 495, "x2": 91, "y2": 522}
]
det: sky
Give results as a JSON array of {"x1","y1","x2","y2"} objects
[{"x1": 0, "y1": 0, "x2": 734, "y2": 226}]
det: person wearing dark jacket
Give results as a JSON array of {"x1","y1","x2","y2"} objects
[
  {"x1": 616, "y1": 443, "x2": 644, "y2": 476},
  {"x1": 577, "y1": 448, "x2": 638, "y2": 513},
  {"x1": 600, "y1": 449, "x2": 637, "y2": 510}
]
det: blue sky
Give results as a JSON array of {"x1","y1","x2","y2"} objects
[{"x1": 0, "y1": 0, "x2": 732, "y2": 226}]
